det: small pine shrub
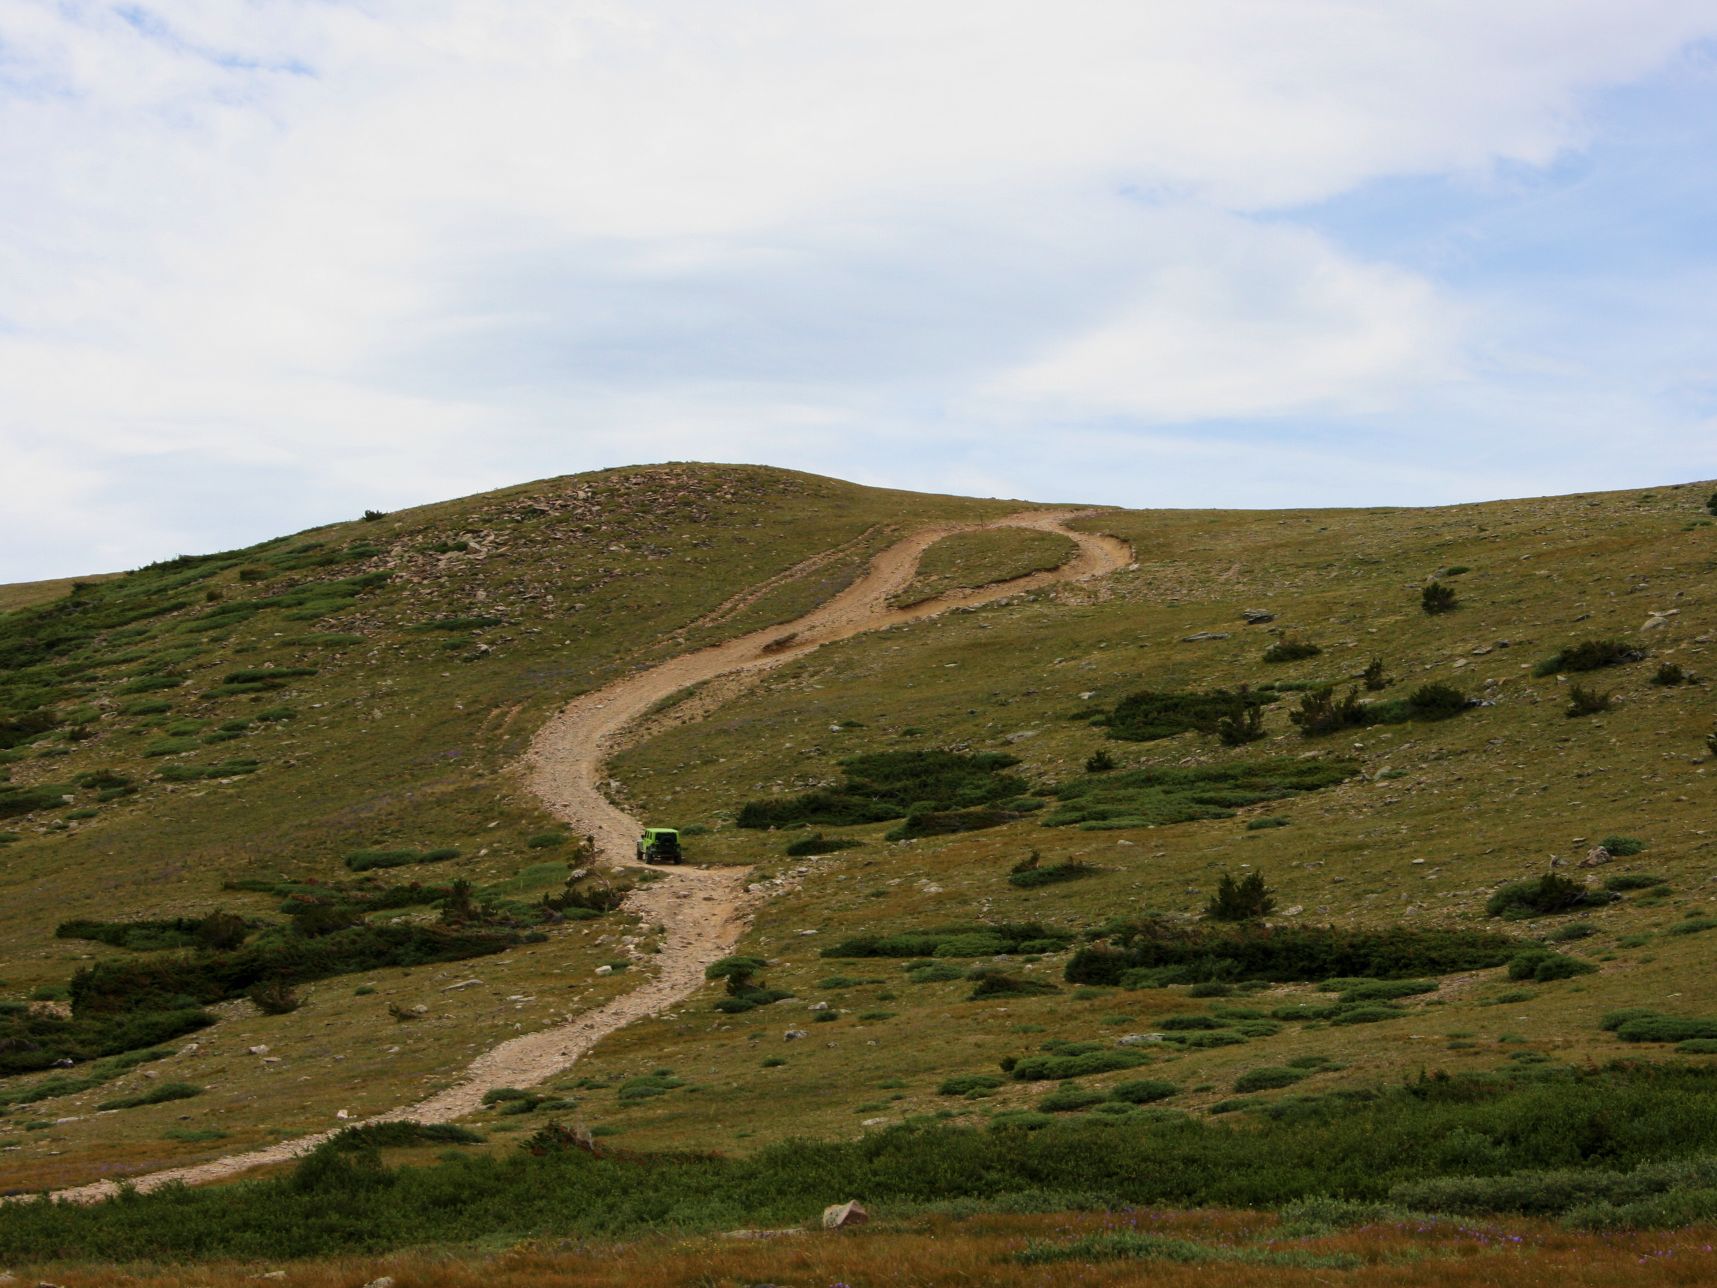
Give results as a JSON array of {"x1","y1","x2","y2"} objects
[
  {"x1": 1008, "y1": 861, "x2": 1098, "y2": 889},
  {"x1": 1406, "y1": 683, "x2": 1468, "y2": 720},
  {"x1": 968, "y1": 969, "x2": 1059, "y2": 1000},
  {"x1": 1234, "y1": 1066, "x2": 1306, "y2": 1093},
  {"x1": 361, "y1": 509, "x2": 388, "y2": 522},
  {"x1": 1288, "y1": 687, "x2": 1367, "y2": 737},
  {"x1": 1707, "y1": 491, "x2": 1717, "y2": 516},
  {"x1": 1085, "y1": 749, "x2": 1115, "y2": 773},
  {"x1": 1216, "y1": 704, "x2": 1265, "y2": 746},
  {"x1": 1204, "y1": 871, "x2": 1276, "y2": 922},
  {"x1": 97, "y1": 1081, "x2": 202, "y2": 1111},
  {"x1": 1108, "y1": 1079, "x2": 1176, "y2": 1103},
  {"x1": 1652, "y1": 663, "x2": 1693, "y2": 686},
  {"x1": 784, "y1": 833, "x2": 864, "y2": 857},
  {"x1": 1600, "y1": 836, "x2": 1647, "y2": 857},
  {"x1": 1566, "y1": 685, "x2": 1614, "y2": 717},
  {"x1": 1486, "y1": 874, "x2": 1615, "y2": 919},
  {"x1": 1534, "y1": 639, "x2": 1645, "y2": 676},
  {"x1": 1421, "y1": 582, "x2": 1457, "y2": 614},
  {"x1": 1263, "y1": 637, "x2": 1321, "y2": 664},
  {"x1": 1507, "y1": 950, "x2": 1597, "y2": 982},
  {"x1": 1361, "y1": 657, "x2": 1389, "y2": 691},
  {"x1": 1245, "y1": 816, "x2": 1289, "y2": 831}
]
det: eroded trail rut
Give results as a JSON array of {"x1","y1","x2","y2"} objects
[{"x1": 50, "y1": 511, "x2": 1130, "y2": 1201}]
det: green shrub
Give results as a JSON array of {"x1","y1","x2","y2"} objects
[
  {"x1": 1601, "y1": 836, "x2": 1647, "y2": 857},
  {"x1": 1085, "y1": 749, "x2": 1115, "y2": 773},
  {"x1": 1204, "y1": 872, "x2": 1275, "y2": 922},
  {"x1": 1615, "y1": 1016, "x2": 1717, "y2": 1043},
  {"x1": 886, "y1": 806, "x2": 1019, "y2": 840},
  {"x1": 1652, "y1": 663, "x2": 1693, "y2": 686},
  {"x1": 969, "y1": 970, "x2": 1059, "y2": 1000},
  {"x1": 1045, "y1": 757, "x2": 1353, "y2": 829},
  {"x1": 1407, "y1": 683, "x2": 1468, "y2": 719},
  {"x1": 1234, "y1": 1067, "x2": 1306, "y2": 1093},
  {"x1": 1009, "y1": 1049, "x2": 1155, "y2": 1081},
  {"x1": 739, "y1": 750, "x2": 1028, "y2": 829},
  {"x1": 1361, "y1": 657, "x2": 1389, "y2": 691},
  {"x1": 526, "y1": 833, "x2": 567, "y2": 849},
  {"x1": 1507, "y1": 950, "x2": 1596, "y2": 982},
  {"x1": 1421, "y1": 582, "x2": 1457, "y2": 614},
  {"x1": 1566, "y1": 684, "x2": 1614, "y2": 717},
  {"x1": 1108, "y1": 1079, "x2": 1177, "y2": 1104},
  {"x1": 1534, "y1": 640, "x2": 1646, "y2": 676},
  {"x1": 96, "y1": 1081, "x2": 202, "y2": 1111},
  {"x1": 1009, "y1": 861, "x2": 1098, "y2": 889},
  {"x1": 1288, "y1": 687, "x2": 1368, "y2": 736},
  {"x1": 1215, "y1": 704, "x2": 1266, "y2": 746},
  {"x1": 1038, "y1": 1086, "x2": 1107, "y2": 1113},
  {"x1": 783, "y1": 833, "x2": 864, "y2": 857},
  {"x1": 1263, "y1": 638, "x2": 1321, "y2": 663},
  {"x1": 1604, "y1": 873, "x2": 1663, "y2": 892},
  {"x1": 344, "y1": 847, "x2": 460, "y2": 872},
  {"x1": 825, "y1": 923, "x2": 1068, "y2": 960},
  {"x1": 1245, "y1": 816, "x2": 1289, "y2": 831},
  {"x1": 1069, "y1": 919, "x2": 1517, "y2": 987},
  {"x1": 1485, "y1": 874, "x2": 1616, "y2": 919},
  {"x1": 938, "y1": 1073, "x2": 1004, "y2": 1096},
  {"x1": 248, "y1": 980, "x2": 301, "y2": 1014},
  {"x1": 1104, "y1": 689, "x2": 1271, "y2": 743}
]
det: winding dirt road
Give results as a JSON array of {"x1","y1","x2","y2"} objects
[{"x1": 46, "y1": 510, "x2": 1130, "y2": 1202}]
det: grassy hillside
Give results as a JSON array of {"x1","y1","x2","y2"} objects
[
  {"x1": 4, "y1": 467, "x2": 1717, "y2": 1279},
  {"x1": 0, "y1": 464, "x2": 1019, "y2": 1188}
]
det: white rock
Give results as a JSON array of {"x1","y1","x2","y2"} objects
[{"x1": 595, "y1": 965, "x2": 613, "y2": 976}]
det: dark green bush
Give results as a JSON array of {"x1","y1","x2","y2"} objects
[
  {"x1": 1038, "y1": 1086, "x2": 1108, "y2": 1113},
  {"x1": 968, "y1": 970, "x2": 1059, "y2": 1000},
  {"x1": 1235, "y1": 1067, "x2": 1306, "y2": 1093},
  {"x1": 886, "y1": 807, "x2": 1019, "y2": 841},
  {"x1": 1288, "y1": 687, "x2": 1368, "y2": 736},
  {"x1": 1652, "y1": 663, "x2": 1693, "y2": 686},
  {"x1": 1068, "y1": 919, "x2": 1517, "y2": 987},
  {"x1": 1108, "y1": 1079, "x2": 1177, "y2": 1104},
  {"x1": 739, "y1": 750, "x2": 1027, "y2": 829},
  {"x1": 1008, "y1": 861, "x2": 1098, "y2": 889},
  {"x1": 939, "y1": 1073, "x2": 1004, "y2": 1096},
  {"x1": 1204, "y1": 872, "x2": 1275, "y2": 922},
  {"x1": 1485, "y1": 874, "x2": 1616, "y2": 919},
  {"x1": 1407, "y1": 683, "x2": 1468, "y2": 719},
  {"x1": 783, "y1": 833, "x2": 864, "y2": 857},
  {"x1": 1507, "y1": 950, "x2": 1596, "y2": 982},
  {"x1": 1614, "y1": 1016, "x2": 1717, "y2": 1043},
  {"x1": 1566, "y1": 684, "x2": 1614, "y2": 717},
  {"x1": 1421, "y1": 582, "x2": 1457, "y2": 615},
  {"x1": 1104, "y1": 689, "x2": 1271, "y2": 743},
  {"x1": 1085, "y1": 749, "x2": 1115, "y2": 773},
  {"x1": 824, "y1": 923, "x2": 1068, "y2": 959},
  {"x1": 96, "y1": 1081, "x2": 202, "y2": 1111},
  {"x1": 344, "y1": 847, "x2": 460, "y2": 873},
  {"x1": 1601, "y1": 836, "x2": 1647, "y2": 857},
  {"x1": 1534, "y1": 640, "x2": 1646, "y2": 676},
  {"x1": 1263, "y1": 638, "x2": 1321, "y2": 663},
  {"x1": 1604, "y1": 873, "x2": 1663, "y2": 892},
  {"x1": 1044, "y1": 758, "x2": 1353, "y2": 830},
  {"x1": 1010, "y1": 1048, "x2": 1155, "y2": 1081}
]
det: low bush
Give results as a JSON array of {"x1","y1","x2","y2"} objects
[
  {"x1": 56, "y1": 911, "x2": 251, "y2": 953},
  {"x1": 1044, "y1": 757, "x2": 1354, "y2": 829},
  {"x1": 1010, "y1": 1048, "x2": 1155, "y2": 1081},
  {"x1": 886, "y1": 806, "x2": 1020, "y2": 841},
  {"x1": 1109, "y1": 1079, "x2": 1177, "y2": 1104},
  {"x1": 1614, "y1": 1015, "x2": 1717, "y2": 1043},
  {"x1": 739, "y1": 750, "x2": 1029, "y2": 830},
  {"x1": 825, "y1": 923, "x2": 1069, "y2": 959},
  {"x1": 1421, "y1": 582, "x2": 1457, "y2": 615},
  {"x1": 20, "y1": 1065, "x2": 1717, "y2": 1256},
  {"x1": 1534, "y1": 640, "x2": 1646, "y2": 676},
  {"x1": 1407, "y1": 683, "x2": 1468, "y2": 719},
  {"x1": 939, "y1": 1073, "x2": 1004, "y2": 1096},
  {"x1": 968, "y1": 969, "x2": 1059, "y2": 1000},
  {"x1": 1084, "y1": 750, "x2": 1115, "y2": 773},
  {"x1": 1507, "y1": 950, "x2": 1597, "y2": 982},
  {"x1": 1485, "y1": 874, "x2": 1617, "y2": 919},
  {"x1": 344, "y1": 847, "x2": 460, "y2": 872},
  {"x1": 96, "y1": 1081, "x2": 202, "y2": 1111},
  {"x1": 1038, "y1": 1086, "x2": 1108, "y2": 1113},
  {"x1": 1263, "y1": 638, "x2": 1321, "y2": 664},
  {"x1": 1068, "y1": 919, "x2": 1517, "y2": 986},
  {"x1": 783, "y1": 833, "x2": 864, "y2": 857},
  {"x1": 1604, "y1": 873, "x2": 1664, "y2": 892},
  {"x1": 1204, "y1": 872, "x2": 1275, "y2": 922},
  {"x1": 1652, "y1": 663, "x2": 1694, "y2": 686},
  {"x1": 1566, "y1": 684, "x2": 1614, "y2": 717},
  {"x1": 1601, "y1": 836, "x2": 1647, "y2": 857},
  {"x1": 248, "y1": 980, "x2": 302, "y2": 1014},
  {"x1": 705, "y1": 956, "x2": 791, "y2": 1013},
  {"x1": 1103, "y1": 688, "x2": 1272, "y2": 743},
  {"x1": 326, "y1": 1122, "x2": 482, "y2": 1150},
  {"x1": 1234, "y1": 1067, "x2": 1306, "y2": 1093},
  {"x1": 1008, "y1": 860, "x2": 1099, "y2": 889},
  {"x1": 1215, "y1": 704, "x2": 1266, "y2": 746}
]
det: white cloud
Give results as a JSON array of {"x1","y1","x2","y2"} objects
[{"x1": 3, "y1": 1, "x2": 1717, "y2": 578}]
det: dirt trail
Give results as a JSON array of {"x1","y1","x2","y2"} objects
[{"x1": 44, "y1": 510, "x2": 1130, "y2": 1203}]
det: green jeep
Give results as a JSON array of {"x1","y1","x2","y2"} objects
[{"x1": 637, "y1": 827, "x2": 683, "y2": 865}]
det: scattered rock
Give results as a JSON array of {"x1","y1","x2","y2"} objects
[
  {"x1": 1181, "y1": 631, "x2": 1232, "y2": 642},
  {"x1": 822, "y1": 1200, "x2": 869, "y2": 1229},
  {"x1": 1581, "y1": 846, "x2": 1613, "y2": 867},
  {"x1": 784, "y1": 1029, "x2": 808, "y2": 1041},
  {"x1": 1116, "y1": 1033, "x2": 1165, "y2": 1046},
  {"x1": 363, "y1": 1278, "x2": 396, "y2": 1288},
  {"x1": 444, "y1": 979, "x2": 483, "y2": 991},
  {"x1": 808, "y1": 1001, "x2": 829, "y2": 1012},
  {"x1": 247, "y1": 1045, "x2": 270, "y2": 1056},
  {"x1": 595, "y1": 965, "x2": 613, "y2": 976},
  {"x1": 1241, "y1": 609, "x2": 1274, "y2": 624}
]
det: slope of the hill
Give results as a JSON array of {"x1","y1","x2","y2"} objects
[
  {"x1": 0, "y1": 464, "x2": 1029, "y2": 1189},
  {"x1": 3, "y1": 468, "x2": 1717, "y2": 1262}
]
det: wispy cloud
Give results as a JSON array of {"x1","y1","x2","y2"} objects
[{"x1": 3, "y1": 2, "x2": 1715, "y2": 578}]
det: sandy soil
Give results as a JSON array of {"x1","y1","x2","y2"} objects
[{"x1": 43, "y1": 510, "x2": 1130, "y2": 1202}]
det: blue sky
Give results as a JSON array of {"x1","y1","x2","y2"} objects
[{"x1": 3, "y1": 2, "x2": 1716, "y2": 581}]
